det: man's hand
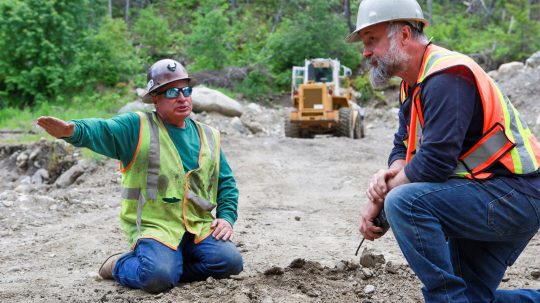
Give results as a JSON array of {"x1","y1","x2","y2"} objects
[
  {"x1": 211, "y1": 219, "x2": 234, "y2": 241},
  {"x1": 359, "y1": 200, "x2": 385, "y2": 241},
  {"x1": 366, "y1": 167, "x2": 400, "y2": 203},
  {"x1": 36, "y1": 116, "x2": 74, "y2": 139}
]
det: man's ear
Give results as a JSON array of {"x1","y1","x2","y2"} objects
[{"x1": 400, "y1": 25, "x2": 413, "y2": 46}]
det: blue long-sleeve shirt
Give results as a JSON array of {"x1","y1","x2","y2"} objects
[
  {"x1": 389, "y1": 71, "x2": 540, "y2": 198},
  {"x1": 65, "y1": 112, "x2": 239, "y2": 225}
]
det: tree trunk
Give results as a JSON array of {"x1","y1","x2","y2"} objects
[
  {"x1": 125, "y1": 0, "x2": 130, "y2": 23},
  {"x1": 344, "y1": 0, "x2": 354, "y2": 33},
  {"x1": 108, "y1": 0, "x2": 112, "y2": 18},
  {"x1": 427, "y1": 0, "x2": 433, "y2": 25},
  {"x1": 271, "y1": 0, "x2": 285, "y2": 33},
  {"x1": 231, "y1": 0, "x2": 237, "y2": 11}
]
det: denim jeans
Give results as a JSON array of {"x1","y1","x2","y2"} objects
[
  {"x1": 112, "y1": 233, "x2": 243, "y2": 293},
  {"x1": 384, "y1": 178, "x2": 540, "y2": 303}
]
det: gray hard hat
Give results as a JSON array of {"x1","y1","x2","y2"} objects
[
  {"x1": 346, "y1": 0, "x2": 428, "y2": 43},
  {"x1": 142, "y1": 59, "x2": 190, "y2": 103}
]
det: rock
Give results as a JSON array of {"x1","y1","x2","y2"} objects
[
  {"x1": 18, "y1": 195, "x2": 32, "y2": 204},
  {"x1": 294, "y1": 216, "x2": 301, "y2": 221},
  {"x1": 360, "y1": 249, "x2": 386, "y2": 268},
  {"x1": 362, "y1": 268, "x2": 373, "y2": 279},
  {"x1": 191, "y1": 86, "x2": 243, "y2": 117},
  {"x1": 55, "y1": 160, "x2": 88, "y2": 188},
  {"x1": 497, "y1": 62, "x2": 524, "y2": 76},
  {"x1": 364, "y1": 284, "x2": 376, "y2": 294},
  {"x1": 263, "y1": 266, "x2": 284, "y2": 276},
  {"x1": 31, "y1": 168, "x2": 49, "y2": 184},
  {"x1": 206, "y1": 276, "x2": 215, "y2": 283},
  {"x1": 16, "y1": 152, "x2": 29, "y2": 169},
  {"x1": 118, "y1": 100, "x2": 154, "y2": 114},
  {"x1": 531, "y1": 270, "x2": 540, "y2": 279},
  {"x1": 242, "y1": 120, "x2": 264, "y2": 134},
  {"x1": 2, "y1": 200, "x2": 14, "y2": 207},
  {"x1": 0, "y1": 190, "x2": 16, "y2": 201},
  {"x1": 385, "y1": 261, "x2": 399, "y2": 274},
  {"x1": 261, "y1": 296, "x2": 274, "y2": 303},
  {"x1": 230, "y1": 117, "x2": 248, "y2": 134},
  {"x1": 247, "y1": 103, "x2": 263, "y2": 113},
  {"x1": 525, "y1": 51, "x2": 540, "y2": 69},
  {"x1": 487, "y1": 70, "x2": 498, "y2": 79},
  {"x1": 288, "y1": 258, "x2": 306, "y2": 269},
  {"x1": 15, "y1": 183, "x2": 32, "y2": 193},
  {"x1": 28, "y1": 147, "x2": 42, "y2": 161}
]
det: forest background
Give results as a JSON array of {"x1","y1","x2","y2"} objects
[{"x1": 0, "y1": 0, "x2": 539, "y2": 131}]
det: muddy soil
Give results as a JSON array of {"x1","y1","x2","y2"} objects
[{"x1": 1, "y1": 123, "x2": 539, "y2": 303}]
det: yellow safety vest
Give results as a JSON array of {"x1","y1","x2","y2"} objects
[{"x1": 119, "y1": 112, "x2": 220, "y2": 249}]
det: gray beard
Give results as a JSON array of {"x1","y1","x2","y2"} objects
[{"x1": 367, "y1": 38, "x2": 410, "y2": 89}]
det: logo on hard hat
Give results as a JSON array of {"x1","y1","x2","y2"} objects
[
  {"x1": 167, "y1": 62, "x2": 177, "y2": 72},
  {"x1": 146, "y1": 79, "x2": 154, "y2": 91}
]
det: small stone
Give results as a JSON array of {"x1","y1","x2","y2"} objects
[
  {"x1": 288, "y1": 258, "x2": 306, "y2": 269},
  {"x1": 261, "y1": 296, "x2": 274, "y2": 303},
  {"x1": 360, "y1": 249, "x2": 385, "y2": 268},
  {"x1": 263, "y1": 266, "x2": 284, "y2": 276},
  {"x1": 385, "y1": 261, "x2": 399, "y2": 274},
  {"x1": 2, "y1": 200, "x2": 14, "y2": 207},
  {"x1": 294, "y1": 216, "x2": 301, "y2": 221},
  {"x1": 362, "y1": 268, "x2": 373, "y2": 279},
  {"x1": 364, "y1": 284, "x2": 375, "y2": 294},
  {"x1": 206, "y1": 276, "x2": 215, "y2": 283},
  {"x1": 531, "y1": 270, "x2": 540, "y2": 279}
]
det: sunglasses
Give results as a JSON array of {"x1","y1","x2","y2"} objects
[{"x1": 154, "y1": 86, "x2": 193, "y2": 99}]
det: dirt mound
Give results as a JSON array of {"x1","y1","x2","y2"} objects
[{"x1": 491, "y1": 65, "x2": 540, "y2": 136}]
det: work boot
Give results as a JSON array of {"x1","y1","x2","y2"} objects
[{"x1": 98, "y1": 253, "x2": 124, "y2": 280}]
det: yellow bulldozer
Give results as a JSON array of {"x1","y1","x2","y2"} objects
[{"x1": 285, "y1": 58, "x2": 365, "y2": 139}]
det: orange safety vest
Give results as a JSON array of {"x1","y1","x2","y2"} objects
[{"x1": 402, "y1": 44, "x2": 540, "y2": 179}]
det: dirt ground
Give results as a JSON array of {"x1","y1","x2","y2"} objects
[{"x1": 1, "y1": 119, "x2": 539, "y2": 303}]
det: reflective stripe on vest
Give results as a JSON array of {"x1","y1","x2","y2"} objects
[{"x1": 402, "y1": 44, "x2": 540, "y2": 179}]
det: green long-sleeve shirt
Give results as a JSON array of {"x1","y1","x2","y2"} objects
[{"x1": 64, "y1": 112, "x2": 239, "y2": 226}]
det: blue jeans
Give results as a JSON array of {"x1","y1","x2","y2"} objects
[
  {"x1": 112, "y1": 233, "x2": 243, "y2": 293},
  {"x1": 384, "y1": 178, "x2": 540, "y2": 303}
]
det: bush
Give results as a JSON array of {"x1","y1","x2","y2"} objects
[
  {"x1": 69, "y1": 18, "x2": 141, "y2": 89},
  {"x1": 0, "y1": 0, "x2": 96, "y2": 107}
]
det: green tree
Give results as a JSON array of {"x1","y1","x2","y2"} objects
[
  {"x1": 186, "y1": 0, "x2": 231, "y2": 71},
  {"x1": 0, "y1": 0, "x2": 100, "y2": 107},
  {"x1": 133, "y1": 6, "x2": 175, "y2": 61},
  {"x1": 264, "y1": 0, "x2": 360, "y2": 87},
  {"x1": 69, "y1": 18, "x2": 141, "y2": 88}
]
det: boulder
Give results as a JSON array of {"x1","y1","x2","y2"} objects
[
  {"x1": 191, "y1": 86, "x2": 243, "y2": 117},
  {"x1": 525, "y1": 51, "x2": 540, "y2": 69},
  {"x1": 54, "y1": 160, "x2": 90, "y2": 188},
  {"x1": 497, "y1": 62, "x2": 524, "y2": 76},
  {"x1": 118, "y1": 100, "x2": 154, "y2": 114}
]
